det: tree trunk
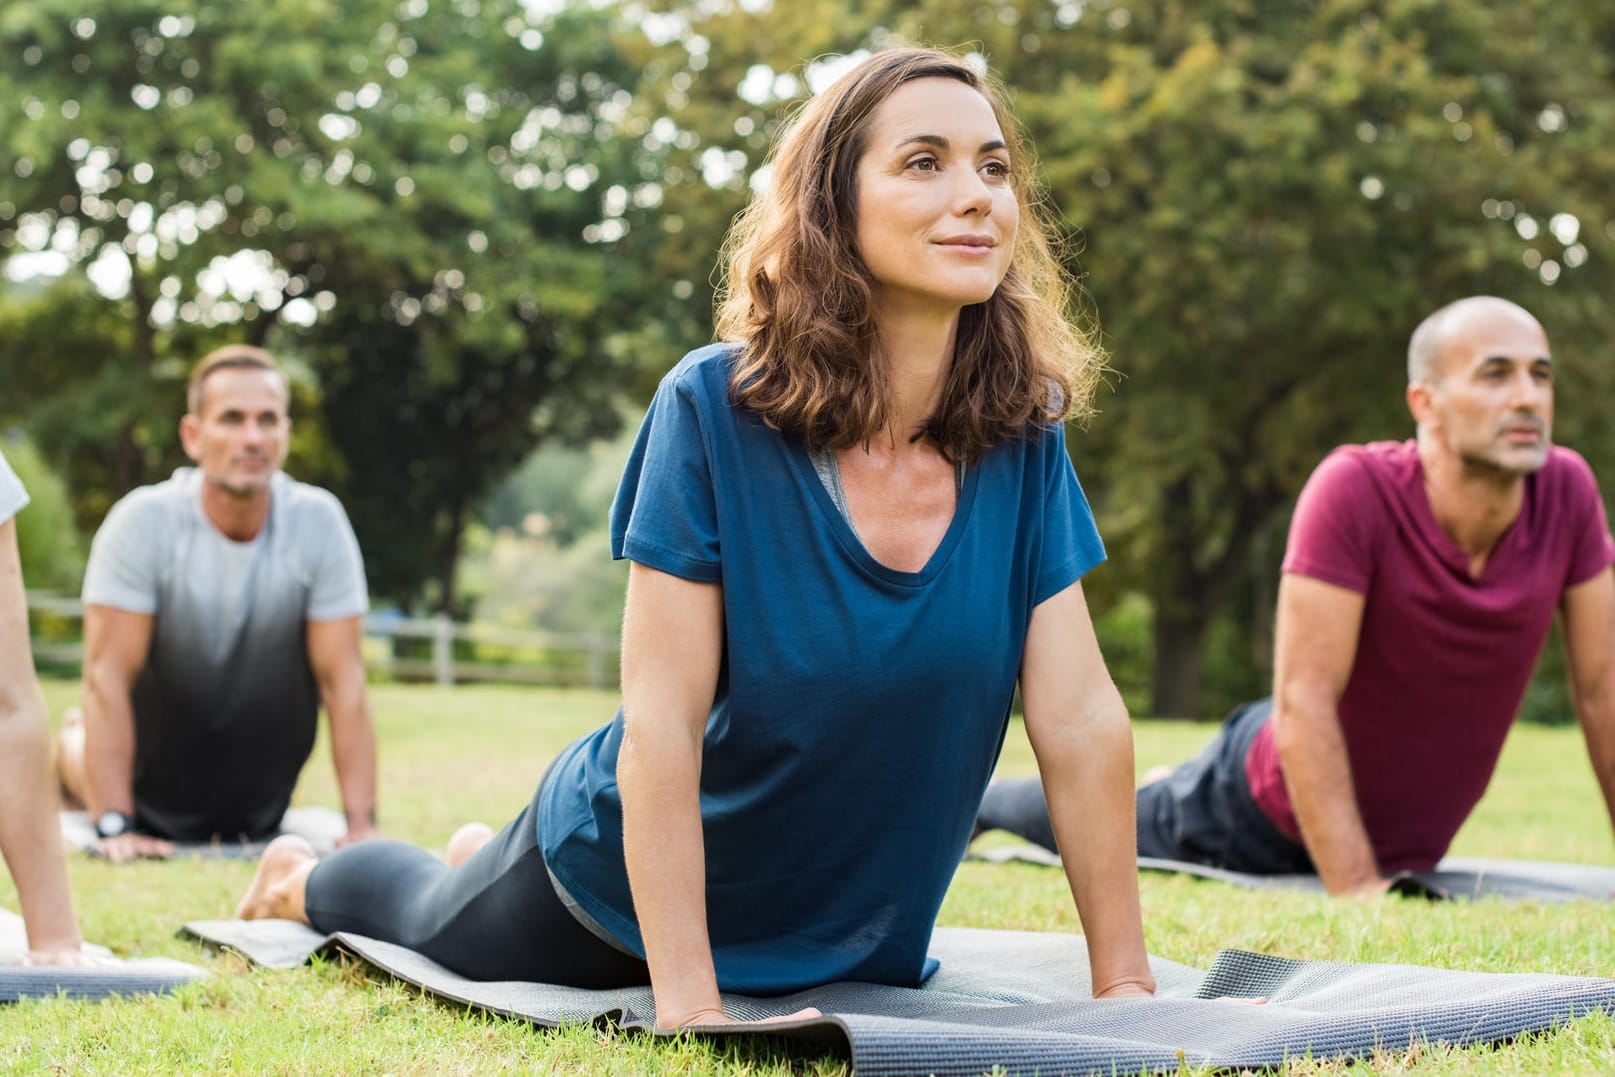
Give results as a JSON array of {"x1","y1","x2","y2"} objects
[
  {"x1": 1147, "y1": 463, "x2": 1290, "y2": 718},
  {"x1": 1149, "y1": 476, "x2": 1211, "y2": 719},
  {"x1": 1249, "y1": 522, "x2": 1276, "y2": 687},
  {"x1": 111, "y1": 425, "x2": 140, "y2": 496},
  {"x1": 129, "y1": 267, "x2": 157, "y2": 370},
  {"x1": 116, "y1": 266, "x2": 157, "y2": 495},
  {"x1": 1150, "y1": 602, "x2": 1207, "y2": 720},
  {"x1": 435, "y1": 497, "x2": 465, "y2": 617}
]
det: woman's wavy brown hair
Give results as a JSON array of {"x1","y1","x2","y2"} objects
[{"x1": 716, "y1": 46, "x2": 1102, "y2": 463}]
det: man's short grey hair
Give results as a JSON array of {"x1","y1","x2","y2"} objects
[{"x1": 187, "y1": 344, "x2": 286, "y2": 415}]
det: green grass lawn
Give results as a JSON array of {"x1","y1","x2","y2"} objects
[{"x1": 4, "y1": 677, "x2": 1613, "y2": 1074}]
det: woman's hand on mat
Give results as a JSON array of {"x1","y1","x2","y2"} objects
[
  {"x1": 656, "y1": 1005, "x2": 822, "y2": 1031},
  {"x1": 1094, "y1": 980, "x2": 1156, "y2": 999},
  {"x1": 16, "y1": 945, "x2": 119, "y2": 968},
  {"x1": 97, "y1": 832, "x2": 175, "y2": 863},
  {"x1": 1093, "y1": 982, "x2": 1269, "y2": 1005}
]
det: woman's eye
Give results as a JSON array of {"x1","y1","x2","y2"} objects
[
  {"x1": 906, "y1": 156, "x2": 939, "y2": 171},
  {"x1": 982, "y1": 160, "x2": 1011, "y2": 179}
]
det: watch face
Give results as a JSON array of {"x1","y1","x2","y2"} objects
[{"x1": 96, "y1": 811, "x2": 131, "y2": 838}]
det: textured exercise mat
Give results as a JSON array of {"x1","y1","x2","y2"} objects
[
  {"x1": 61, "y1": 806, "x2": 348, "y2": 860},
  {"x1": 968, "y1": 845, "x2": 1615, "y2": 901},
  {"x1": 183, "y1": 917, "x2": 1615, "y2": 1076},
  {"x1": 1, "y1": 909, "x2": 208, "y2": 1002}
]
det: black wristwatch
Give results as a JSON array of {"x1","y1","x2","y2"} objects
[{"x1": 95, "y1": 810, "x2": 137, "y2": 839}]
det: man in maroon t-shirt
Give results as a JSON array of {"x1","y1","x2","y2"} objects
[{"x1": 976, "y1": 296, "x2": 1615, "y2": 895}]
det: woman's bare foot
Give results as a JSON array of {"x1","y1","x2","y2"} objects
[
  {"x1": 444, "y1": 822, "x2": 494, "y2": 868},
  {"x1": 236, "y1": 836, "x2": 319, "y2": 922}
]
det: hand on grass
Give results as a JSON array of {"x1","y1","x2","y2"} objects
[
  {"x1": 97, "y1": 832, "x2": 175, "y2": 863},
  {"x1": 655, "y1": 1005, "x2": 822, "y2": 1031},
  {"x1": 1342, "y1": 876, "x2": 1394, "y2": 899},
  {"x1": 337, "y1": 821, "x2": 380, "y2": 848}
]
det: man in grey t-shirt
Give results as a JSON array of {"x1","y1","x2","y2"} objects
[{"x1": 57, "y1": 345, "x2": 381, "y2": 862}]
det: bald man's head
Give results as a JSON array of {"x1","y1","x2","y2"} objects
[
  {"x1": 1407, "y1": 296, "x2": 1545, "y2": 386},
  {"x1": 1405, "y1": 296, "x2": 1554, "y2": 477}
]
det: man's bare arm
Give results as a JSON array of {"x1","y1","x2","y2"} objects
[
  {"x1": 306, "y1": 615, "x2": 378, "y2": 842},
  {"x1": 1560, "y1": 568, "x2": 1615, "y2": 843},
  {"x1": 81, "y1": 604, "x2": 172, "y2": 862},
  {"x1": 1270, "y1": 573, "x2": 1386, "y2": 896}
]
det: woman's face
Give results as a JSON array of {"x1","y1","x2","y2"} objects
[{"x1": 852, "y1": 77, "x2": 1018, "y2": 319}]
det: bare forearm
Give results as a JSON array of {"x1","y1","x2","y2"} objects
[
  {"x1": 1273, "y1": 694, "x2": 1381, "y2": 894},
  {"x1": 1034, "y1": 688, "x2": 1154, "y2": 996},
  {"x1": 81, "y1": 673, "x2": 138, "y2": 816},
  {"x1": 324, "y1": 678, "x2": 379, "y2": 829},
  {"x1": 618, "y1": 720, "x2": 720, "y2": 1024},
  {"x1": 0, "y1": 689, "x2": 83, "y2": 951},
  {"x1": 1574, "y1": 697, "x2": 1615, "y2": 843}
]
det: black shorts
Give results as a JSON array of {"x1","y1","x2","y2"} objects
[
  {"x1": 1134, "y1": 699, "x2": 1313, "y2": 873},
  {"x1": 976, "y1": 699, "x2": 1312, "y2": 874}
]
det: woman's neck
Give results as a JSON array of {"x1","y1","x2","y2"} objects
[{"x1": 873, "y1": 307, "x2": 959, "y2": 440}]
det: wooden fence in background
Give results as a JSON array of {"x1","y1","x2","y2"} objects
[{"x1": 25, "y1": 593, "x2": 619, "y2": 689}]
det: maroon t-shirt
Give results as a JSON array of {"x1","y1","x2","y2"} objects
[{"x1": 1246, "y1": 440, "x2": 1615, "y2": 871}]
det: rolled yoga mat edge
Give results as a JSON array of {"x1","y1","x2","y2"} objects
[
  {"x1": 179, "y1": 917, "x2": 1615, "y2": 1077},
  {"x1": 1, "y1": 909, "x2": 209, "y2": 1002}
]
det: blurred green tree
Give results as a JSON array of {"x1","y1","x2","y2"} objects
[
  {"x1": 0, "y1": 0, "x2": 658, "y2": 609},
  {"x1": 632, "y1": 0, "x2": 1615, "y2": 716},
  {"x1": 0, "y1": 275, "x2": 179, "y2": 524},
  {"x1": 0, "y1": 431, "x2": 83, "y2": 592},
  {"x1": 466, "y1": 419, "x2": 638, "y2": 637}
]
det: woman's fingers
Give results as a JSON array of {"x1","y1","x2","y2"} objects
[{"x1": 658, "y1": 1005, "x2": 823, "y2": 1031}]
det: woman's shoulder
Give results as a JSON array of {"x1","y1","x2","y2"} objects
[
  {"x1": 651, "y1": 344, "x2": 760, "y2": 446},
  {"x1": 659, "y1": 342, "x2": 743, "y2": 399}
]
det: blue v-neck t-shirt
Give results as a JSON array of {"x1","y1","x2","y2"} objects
[{"x1": 538, "y1": 344, "x2": 1105, "y2": 994}]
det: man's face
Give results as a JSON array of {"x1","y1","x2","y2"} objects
[
  {"x1": 179, "y1": 367, "x2": 291, "y2": 497},
  {"x1": 1418, "y1": 310, "x2": 1553, "y2": 477}
]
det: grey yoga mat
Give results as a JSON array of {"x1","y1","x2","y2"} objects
[
  {"x1": 969, "y1": 844, "x2": 1615, "y2": 902},
  {"x1": 0, "y1": 909, "x2": 208, "y2": 1002},
  {"x1": 61, "y1": 806, "x2": 348, "y2": 860},
  {"x1": 184, "y1": 917, "x2": 1615, "y2": 1076}
]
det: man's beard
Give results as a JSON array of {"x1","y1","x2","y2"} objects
[{"x1": 1458, "y1": 436, "x2": 1549, "y2": 479}]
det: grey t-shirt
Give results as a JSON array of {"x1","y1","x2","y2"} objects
[
  {"x1": 82, "y1": 467, "x2": 368, "y2": 841},
  {"x1": 0, "y1": 447, "x2": 29, "y2": 525}
]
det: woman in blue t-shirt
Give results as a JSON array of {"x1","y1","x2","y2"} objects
[{"x1": 239, "y1": 46, "x2": 1155, "y2": 1026}]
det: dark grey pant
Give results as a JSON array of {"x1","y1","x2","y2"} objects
[
  {"x1": 976, "y1": 699, "x2": 1313, "y2": 874},
  {"x1": 304, "y1": 782, "x2": 650, "y2": 987}
]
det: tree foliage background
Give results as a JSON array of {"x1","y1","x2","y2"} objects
[
  {"x1": 622, "y1": 0, "x2": 1615, "y2": 717},
  {"x1": 0, "y1": 0, "x2": 662, "y2": 611},
  {"x1": 4, "y1": 0, "x2": 1613, "y2": 714}
]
